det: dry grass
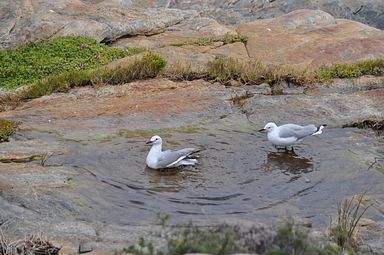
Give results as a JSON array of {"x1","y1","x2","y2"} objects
[
  {"x1": 161, "y1": 62, "x2": 208, "y2": 81},
  {"x1": 206, "y1": 56, "x2": 318, "y2": 86},
  {"x1": 0, "y1": 232, "x2": 60, "y2": 255}
]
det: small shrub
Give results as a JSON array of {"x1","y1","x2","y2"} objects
[
  {"x1": 330, "y1": 194, "x2": 370, "y2": 250},
  {"x1": 117, "y1": 222, "x2": 248, "y2": 255},
  {"x1": 115, "y1": 237, "x2": 159, "y2": 255},
  {"x1": 267, "y1": 221, "x2": 342, "y2": 255},
  {"x1": 167, "y1": 223, "x2": 248, "y2": 255}
]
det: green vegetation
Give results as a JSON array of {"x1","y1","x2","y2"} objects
[
  {"x1": 15, "y1": 53, "x2": 166, "y2": 101},
  {"x1": 116, "y1": 218, "x2": 344, "y2": 255},
  {"x1": 0, "y1": 118, "x2": 18, "y2": 142},
  {"x1": 319, "y1": 59, "x2": 384, "y2": 81},
  {"x1": 166, "y1": 224, "x2": 248, "y2": 255},
  {"x1": 266, "y1": 221, "x2": 341, "y2": 255},
  {"x1": 330, "y1": 194, "x2": 370, "y2": 251},
  {"x1": 0, "y1": 36, "x2": 143, "y2": 89},
  {"x1": 117, "y1": 224, "x2": 248, "y2": 255},
  {"x1": 167, "y1": 33, "x2": 247, "y2": 47}
]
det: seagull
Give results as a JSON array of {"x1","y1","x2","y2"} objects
[
  {"x1": 146, "y1": 135, "x2": 200, "y2": 169},
  {"x1": 259, "y1": 122, "x2": 326, "y2": 150}
]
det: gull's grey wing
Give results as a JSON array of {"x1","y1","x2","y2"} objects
[
  {"x1": 278, "y1": 124, "x2": 317, "y2": 139},
  {"x1": 158, "y1": 148, "x2": 199, "y2": 168}
]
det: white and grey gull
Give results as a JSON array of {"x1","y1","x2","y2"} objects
[
  {"x1": 260, "y1": 122, "x2": 326, "y2": 149},
  {"x1": 146, "y1": 135, "x2": 200, "y2": 169}
]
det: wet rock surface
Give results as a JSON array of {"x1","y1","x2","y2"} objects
[{"x1": 0, "y1": 78, "x2": 383, "y2": 252}]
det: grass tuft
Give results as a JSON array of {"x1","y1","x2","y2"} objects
[
  {"x1": 0, "y1": 119, "x2": 18, "y2": 142},
  {"x1": 162, "y1": 62, "x2": 208, "y2": 81},
  {"x1": 330, "y1": 193, "x2": 370, "y2": 251}
]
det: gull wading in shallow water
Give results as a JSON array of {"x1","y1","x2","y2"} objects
[
  {"x1": 146, "y1": 135, "x2": 200, "y2": 169},
  {"x1": 259, "y1": 122, "x2": 327, "y2": 150}
]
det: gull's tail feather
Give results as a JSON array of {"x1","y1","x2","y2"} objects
[
  {"x1": 180, "y1": 158, "x2": 198, "y2": 166},
  {"x1": 312, "y1": 124, "x2": 327, "y2": 136}
]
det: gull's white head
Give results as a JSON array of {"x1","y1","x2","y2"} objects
[
  {"x1": 260, "y1": 122, "x2": 278, "y2": 133},
  {"x1": 146, "y1": 135, "x2": 162, "y2": 145}
]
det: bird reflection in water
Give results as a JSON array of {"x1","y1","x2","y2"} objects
[
  {"x1": 144, "y1": 166, "x2": 198, "y2": 193},
  {"x1": 264, "y1": 151, "x2": 313, "y2": 182}
]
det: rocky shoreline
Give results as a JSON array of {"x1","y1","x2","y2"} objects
[{"x1": 0, "y1": 0, "x2": 383, "y2": 254}]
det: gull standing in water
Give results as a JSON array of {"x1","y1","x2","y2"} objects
[
  {"x1": 260, "y1": 122, "x2": 326, "y2": 150},
  {"x1": 146, "y1": 135, "x2": 200, "y2": 169}
]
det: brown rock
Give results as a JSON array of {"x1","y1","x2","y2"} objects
[{"x1": 237, "y1": 9, "x2": 384, "y2": 66}]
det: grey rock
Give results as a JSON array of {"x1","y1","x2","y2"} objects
[
  {"x1": 0, "y1": 0, "x2": 197, "y2": 50},
  {"x1": 79, "y1": 241, "x2": 93, "y2": 254}
]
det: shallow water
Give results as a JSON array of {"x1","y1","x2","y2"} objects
[{"x1": 13, "y1": 114, "x2": 384, "y2": 228}]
